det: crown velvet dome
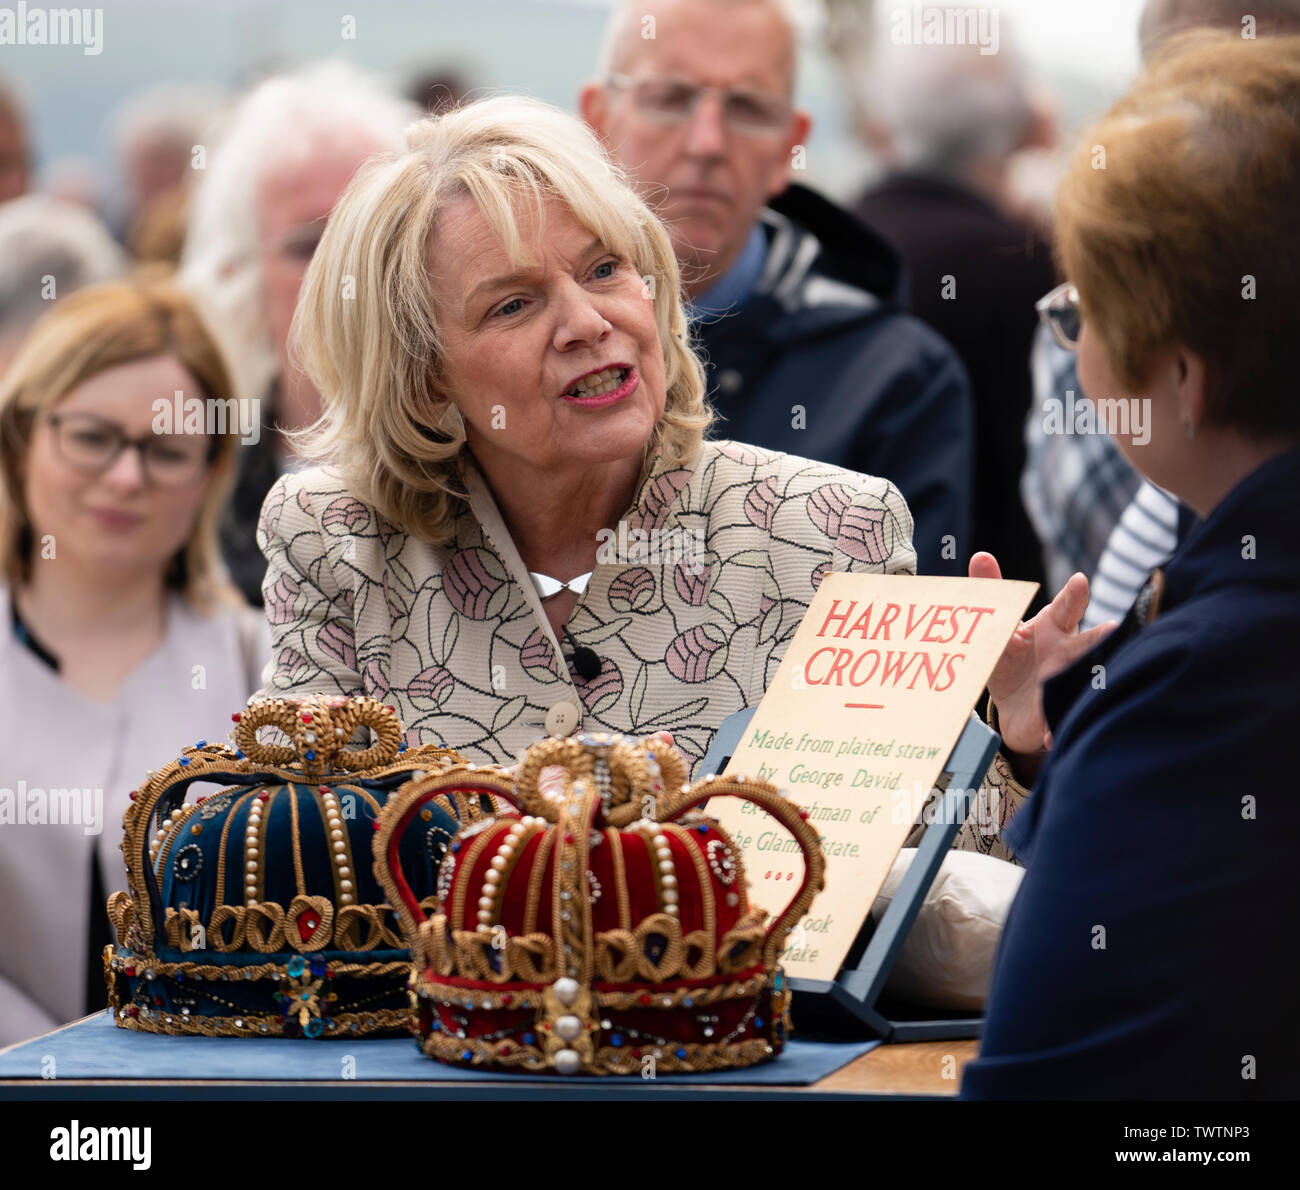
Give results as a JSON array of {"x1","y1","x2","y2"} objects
[
  {"x1": 374, "y1": 732, "x2": 827, "y2": 1075},
  {"x1": 105, "y1": 696, "x2": 478, "y2": 1038}
]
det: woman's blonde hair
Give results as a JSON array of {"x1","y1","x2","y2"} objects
[
  {"x1": 0, "y1": 274, "x2": 246, "y2": 613},
  {"x1": 289, "y1": 94, "x2": 713, "y2": 546},
  {"x1": 1056, "y1": 31, "x2": 1300, "y2": 439}
]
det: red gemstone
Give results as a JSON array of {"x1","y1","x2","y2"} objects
[
  {"x1": 126, "y1": 1006, "x2": 139, "y2": 1018},
  {"x1": 128, "y1": 791, "x2": 138, "y2": 801},
  {"x1": 297, "y1": 912, "x2": 320, "y2": 942},
  {"x1": 632, "y1": 1049, "x2": 641, "y2": 1059},
  {"x1": 258, "y1": 792, "x2": 270, "y2": 802},
  {"x1": 125, "y1": 965, "x2": 136, "y2": 976},
  {"x1": 231, "y1": 712, "x2": 242, "y2": 722},
  {"x1": 502, "y1": 995, "x2": 513, "y2": 1006},
  {"x1": 564, "y1": 833, "x2": 574, "y2": 844},
  {"x1": 373, "y1": 820, "x2": 382, "y2": 831},
  {"x1": 639, "y1": 994, "x2": 651, "y2": 1005},
  {"x1": 319, "y1": 786, "x2": 330, "y2": 794},
  {"x1": 385, "y1": 704, "x2": 396, "y2": 712},
  {"x1": 301, "y1": 712, "x2": 313, "y2": 723},
  {"x1": 798, "y1": 809, "x2": 809, "y2": 820}
]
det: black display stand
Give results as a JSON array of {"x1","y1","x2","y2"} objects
[{"x1": 697, "y1": 707, "x2": 1001, "y2": 1043}]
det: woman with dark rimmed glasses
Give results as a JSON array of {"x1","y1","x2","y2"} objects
[{"x1": 0, "y1": 276, "x2": 268, "y2": 1044}]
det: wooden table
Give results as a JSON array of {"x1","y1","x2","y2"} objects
[{"x1": 820, "y1": 1038, "x2": 976, "y2": 1097}]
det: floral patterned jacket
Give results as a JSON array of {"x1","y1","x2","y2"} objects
[{"x1": 255, "y1": 439, "x2": 1025, "y2": 858}]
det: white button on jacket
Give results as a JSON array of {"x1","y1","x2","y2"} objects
[{"x1": 544, "y1": 701, "x2": 581, "y2": 737}]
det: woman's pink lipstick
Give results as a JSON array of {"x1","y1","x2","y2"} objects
[
  {"x1": 560, "y1": 367, "x2": 639, "y2": 409},
  {"x1": 87, "y1": 507, "x2": 145, "y2": 530}
]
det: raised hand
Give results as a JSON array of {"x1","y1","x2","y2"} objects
[{"x1": 970, "y1": 552, "x2": 1117, "y2": 760}]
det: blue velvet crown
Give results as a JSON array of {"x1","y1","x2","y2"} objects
[{"x1": 104, "y1": 695, "x2": 486, "y2": 1038}]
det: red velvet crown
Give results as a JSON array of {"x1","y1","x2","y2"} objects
[{"x1": 373, "y1": 732, "x2": 826, "y2": 1075}]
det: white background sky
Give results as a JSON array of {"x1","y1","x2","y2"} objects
[{"x1": 1, "y1": 0, "x2": 1146, "y2": 203}]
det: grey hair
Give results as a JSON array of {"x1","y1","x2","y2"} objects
[
  {"x1": 109, "y1": 83, "x2": 226, "y2": 162},
  {"x1": 864, "y1": 32, "x2": 1032, "y2": 177},
  {"x1": 0, "y1": 196, "x2": 126, "y2": 343},
  {"x1": 594, "y1": 0, "x2": 804, "y2": 88},
  {"x1": 178, "y1": 60, "x2": 418, "y2": 406}
]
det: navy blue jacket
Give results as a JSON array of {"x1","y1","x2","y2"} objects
[
  {"x1": 962, "y1": 446, "x2": 1300, "y2": 1099},
  {"x1": 692, "y1": 185, "x2": 974, "y2": 575}
]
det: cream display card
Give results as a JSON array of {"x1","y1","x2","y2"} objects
[{"x1": 711, "y1": 573, "x2": 1037, "y2": 982}]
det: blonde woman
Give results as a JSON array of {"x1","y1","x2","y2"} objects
[
  {"x1": 0, "y1": 277, "x2": 268, "y2": 1043},
  {"x1": 259, "y1": 96, "x2": 1101, "y2": 812}
]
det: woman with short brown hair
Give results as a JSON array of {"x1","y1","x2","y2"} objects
[
  {"x1": 964, "y1": 31, "x2": 1300, "y2": 1100},
  {"x1": 0, "y1": 276, "x2": 268, "y2": 1043}
]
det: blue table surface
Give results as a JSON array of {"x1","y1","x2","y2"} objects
[{"x1": 0, "y1": 1014, "x2": 880, "y2": 1090}]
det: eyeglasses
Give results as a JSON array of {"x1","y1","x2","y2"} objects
[
  {"x1": 1036, "y1": 281, "x2": 1081, "y2": 351},
  {"x1": 606, "y1": 73, "x2": 792, "y2": 135},
  {"x1": 45, "y1": 411, "x2": 215, "y2": 487}
]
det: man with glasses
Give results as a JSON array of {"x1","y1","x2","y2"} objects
[{"x1": 580, "y1": 0, "x2": 974, "y2": 576}]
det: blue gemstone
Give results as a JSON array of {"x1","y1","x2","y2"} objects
[
  {"x1": 696, "y1": 824, "x2": 707, "y2": 833},
  {"x1": 675, "y1": 1048, "x2": 687, "y2": 1059},
  {"x1": 178, "y1": 757, "x2": 190, "y2": 766},
  {"x1": 399, "y1": 743, "x2": 408, "y2": 753},
  {"x1": 304, "y1": 1018, "x2": 323, "y2": 1038},
  {"x1": 522, "y1": 1032, "x2": 535, "y2": 1045},
  {"x1": 234, "y1": 750, "x2": 245, "y2": 759},
  {"x1": 452, "y1": 842, "x2": 460, "y2": 853},
  {"x1": 304, "y1": 750, "x2": 317, "y2": 760},
  {"x1": 683, "y1": 998, "x2": 693, "y2": 1007},
  {"x1": 196, "y1": 740, "x2": 207, "y2": 748},
  {"x1": 755, "y1": 1017, "x2": 764, "y2": 1028},
  {"x1": 611, "y1": 1034, "x2": 623, "y2": 1047},
  {"x1": 309, "y1": 956, "x2": 326, "y2": 977},
  {"x1": 288, "y1": 956, "x2": 306, "y2": 977},
  {"x1": 175, "y1": 971, "x2": 184, "y2": 981},
  {"x1": 461, "y1": 1050, "x2": 473, "y2": 1061}
]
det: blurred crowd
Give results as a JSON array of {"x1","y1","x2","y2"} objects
[{"x1": 1, "y1": 0, "x2": 1299, "y2": 1086}]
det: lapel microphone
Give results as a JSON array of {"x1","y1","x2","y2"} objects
[{"x1": 562, "y1": 625, "x2": 602, "y2": 680}]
